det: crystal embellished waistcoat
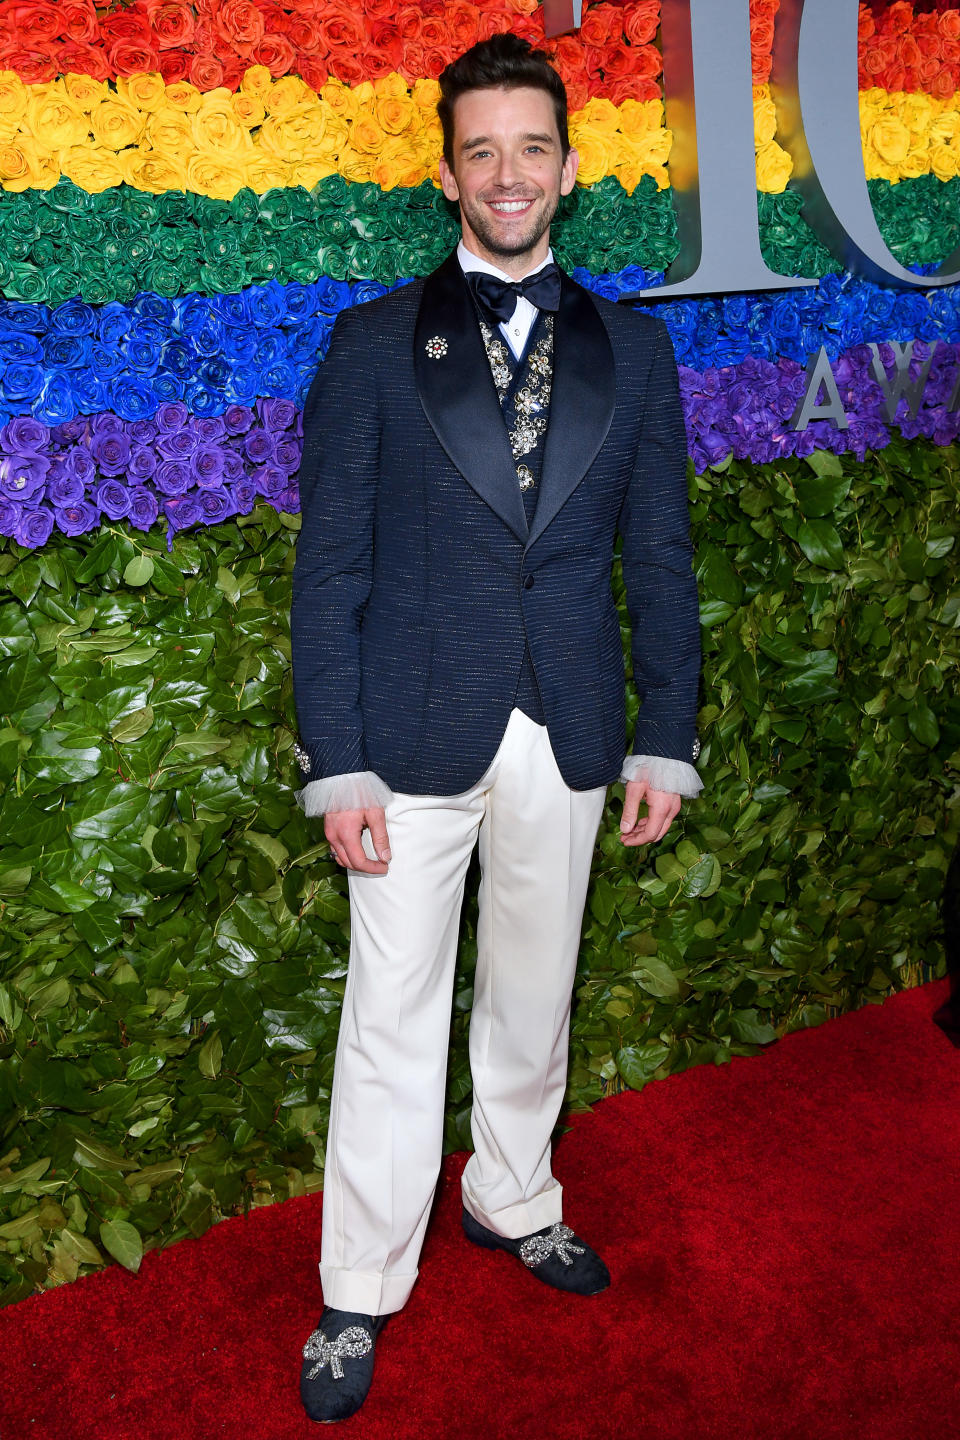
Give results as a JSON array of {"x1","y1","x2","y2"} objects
[{"x1": 478, "y1": 310, "x2": 554, "y2": 725}]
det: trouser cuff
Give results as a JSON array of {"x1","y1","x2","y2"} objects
[
  {"x1": 319, "y1": 1264, "x2": 418, "y2": 1316},
  {"x1": 460, "y1": 1180, "x2": 564, "y2": 1240}
]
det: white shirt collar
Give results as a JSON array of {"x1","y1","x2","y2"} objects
[{"x1": 456, "y1": 240, "x2": 555, "y2": 283}]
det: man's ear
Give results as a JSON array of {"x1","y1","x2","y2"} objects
[
  {"x1": 560, "y1": 146, "x2": 579, "y2": 197},
  {"x1": 439, "y1": 156, "x2": 460, "y2": 203}
]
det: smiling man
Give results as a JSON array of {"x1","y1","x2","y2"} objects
[{"x1": 290, "y1": 34, "x2": 702, "y2": 1422}]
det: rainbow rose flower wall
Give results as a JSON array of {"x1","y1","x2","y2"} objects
[{"x1": 1, "y1": 0, "x2": 960, "y2": 544}]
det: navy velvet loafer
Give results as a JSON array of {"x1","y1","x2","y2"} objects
[
  {"x1": 461, "y1": 1209, "x2": 611, "y2": 1295},
  {"x1": 299, "y1": 1307, "x2": 388, "y2": 1423}
]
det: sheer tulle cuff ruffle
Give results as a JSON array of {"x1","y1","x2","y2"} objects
[
  {"x1": 296, "y1": 770, "x2": 394, "y2": 817},
  {"x1": 620, "y1": 755, "x2": 703, "y2": 797}
]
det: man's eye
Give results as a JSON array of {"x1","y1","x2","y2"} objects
[{"x1": 470, "y1": 149, "x2": 492, "y2": 159}]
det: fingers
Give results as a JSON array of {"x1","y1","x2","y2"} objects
[
  {"x1": 619, "y1": 786, "x2": 682, "y2": 848},
  {"x1": 620, "y1": 779, "x2": 645, "y2": 836},
  {"x1": 324, "y1": 807, "x2": 390, "y2": 874}
]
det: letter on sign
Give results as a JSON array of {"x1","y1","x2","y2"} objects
[{"x1": 791, "y1": 348, "x2": 850, "y2": 431}]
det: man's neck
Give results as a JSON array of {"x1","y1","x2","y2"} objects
[{"x1": 458, "y1": 237, "x2": 553, "y2": 282}]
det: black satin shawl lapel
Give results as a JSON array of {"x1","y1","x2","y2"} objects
[
  {"x1": 414, "y1": 253, "x2": 528, "y2": 543},
  {"x1": 528, "y1": 275, "x2": 616, "y2": 548}
]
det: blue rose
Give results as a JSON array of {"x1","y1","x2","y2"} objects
[
  {"x1": 351, "y1": 280, "x2": 389, "y2": 307},
  {"x1": 2, "y1": 362, "x2": 44, "y2": 402},
  {"x1": 72, "y1": 372, "x2": 108, "y2": 415},
  {"x1": 131, "y1": 293, "x2": 174, "y2": 326},
  {"x1": 1, "y1": 301, "x2": 48, "y2": 334},
  {"x1": 35, "y1": 372, "x2": 76, "y2": 426},
  {"x1": 50, "y1": 300, "x2": 97, "y2": 336},
  {"x1": 261, "y1": 361, "x2": 297, "y2": 396},
  {"x1": 221, "y1": 327, "x2": 258, "y2": 363},
  {"x1": 152, "y1": 375, "x2": 183, "y2": 404},
  {"x1": 245, "y1": 280, "x2": 287, "y2": 328},
  {"x1": 91, "y1": 344, "x2": 125, "y2": 380},
  {"x1": 44, "y1": 330, "x2": 90, "y2": 371},
  {"x1": 187, "y1": 385, "x2": 223, "y2": 418},
  {"x1": 313, "y1": 277, "x2": 351, "y2": 317},
  {"x1": 111, "y1": 377, "x2": 158, "y2": 423},
  {"x1": 199, "y1": 356, "x2": 231, "y2": 392},
  {"x1": 98, "y1": 303, "x2": 130, "y2": 346}
]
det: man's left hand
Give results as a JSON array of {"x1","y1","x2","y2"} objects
[{"x1": 619, "y1": 779, "x2": 681, "y2": 847}]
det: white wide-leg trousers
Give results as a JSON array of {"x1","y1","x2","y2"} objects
[{"x1": 318, "y1": 709, "x2": 607, "y2": 1316}]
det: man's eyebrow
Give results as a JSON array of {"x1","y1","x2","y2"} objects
[{"x1": 460, "y1": 131, "x2": 556, "y2": 151}]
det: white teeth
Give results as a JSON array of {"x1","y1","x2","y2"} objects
[{"x1": 490, "y1": 201, "x2": 531, "y2": 212}]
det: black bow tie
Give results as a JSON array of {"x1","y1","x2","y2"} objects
[{"x1": 467, "y1": 264, "x2": 562, "y2": 325}]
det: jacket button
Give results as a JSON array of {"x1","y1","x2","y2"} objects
[{"x1": 523, "y1": 574, "x2": 535, "y2": 590}]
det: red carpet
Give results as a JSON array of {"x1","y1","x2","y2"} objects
[{"x1": 3, "y1": 980, "x2": 958, "y2": 1440}]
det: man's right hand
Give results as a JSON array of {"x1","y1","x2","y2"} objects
[{"x1": 324, "y1": 807, "x2": 391, "y2": 873}]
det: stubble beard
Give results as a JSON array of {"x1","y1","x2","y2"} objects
[{"x1": 462, "y1": 190, "x2": 559, "y2": 264}]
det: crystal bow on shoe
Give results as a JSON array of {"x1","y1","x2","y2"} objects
[
  {"x1": 518, "y1": 1222, "x2": 586, "y2": 1269},
  {"x1": 302, "y1": 1325, "x2": 372, "y2": 1381}
]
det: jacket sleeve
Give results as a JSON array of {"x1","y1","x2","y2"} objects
[
  {"x1": 290, "y1": 306, "x2": 380, "y2": 780},
  {"x1": 618, "y1": 315, "x2": 702, "y2": 768}
]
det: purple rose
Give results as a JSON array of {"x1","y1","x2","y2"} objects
[
  {"x1": 157, "y1": 427, "x2": 199, "y2": 461},
  {"x1": 163, "y1": 492, "x2": 201, "y2": 533},
  {"x1": 129, "y1": 419, "x2": 158, "y2": 446},
  {"x1": 197, "y1": 487, "x2": 234, "y2": 523},
  {"x1": 0, "y1": 496, "x2": 23, "y2": 535},
  {"x1": 0, "y1": 415, "x2": 50, "y2": 455},
  {"x1": 55, "y1": 499, "x2": 99, "y2": 536},
  {"x1": 196, "y1": 415, "x2": 226, "y2": 442},
  {"x1": 155, "y1": 402, "x2": 190, "y2": 434},
  {"x1": 128, "y1": 446, "x2": 158, "y2": 482},
  {"x1": 192, "y1": 446, "x2": 225, "y2": 489},
  {"x1": 223, "y1": 404, "x2": 253, "y2": 436},
  {"x1": 253, "y1": 464, "x2": 287, "y2": 497},
  {"x1": 155, "y1": 459, "x2": 193, "y2": 496},
  {"x1": 257, "y1": 397, "x2": 297, "y2": 432},
  {"x1": 231, "y1": 478, "x2": 256, "y2": 514},
  {"x1": 0, "y1": 453, "x2": 49, "y2": 500},
  {"x1": 91, "y1": 412, "x2": 125, "y2": 436},
  {"x1": 96, "y1": 479, "x2": 131, "y2": 520},
  {"x1": 244, "y1": 428, "x2": 275, "y2": 464},
  {"x1": 52, "y1": 417, "x2": 90, "y2": 444},
  {"x1": 91, "y1": 430, "x2": 131, "y2": 476},
  {"x1": 221, "y1": 450, "x2": 244, "y2": 483},
  {"x1": 273, "y1": 437, "x2": 301, "y2": 473},
  {"x1": 48, "y1": 467, "x2": 86, "y2": 506},
  {"x1": 128, "y1": 488, "x2": 159, "y2": 531},
  {"x1": 14, "y1": 504, "x2": 55, "y2": 549},
  {"x1": 62, "y1": 449, "x2": 96, "y2": 486},
  {"x1": 279, "y1": 485, "x2": 300, "y2": 513}
]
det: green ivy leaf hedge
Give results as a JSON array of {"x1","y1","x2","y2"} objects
[{"x1": 1, "y1": 438, "x2": 958, "y2": 1304}]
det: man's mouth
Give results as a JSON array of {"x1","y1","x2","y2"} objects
[{"x1": 488, "y1": 199, "x2": 535, "y2": 213}]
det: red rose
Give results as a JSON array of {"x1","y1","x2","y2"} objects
[
  {"x1": 109, "y1": 39, "x2": 161, "y2": 77},
  {"x1": 253, "y1": 33, "x2": 296, "y2": 77},
  {"x1": 56, "y1": 39, "x2": 110, "y2": 80},
  {"x1": 319, "y1": 9, "x2": 366, "y2": 54},
  {"x1": 879, "y1": 63, "x2": 906, "y2": 90},
  {"x1": 294, "y1": 56, "x2": 330, "y2": 91},
  {"x1": 565, "y1": 79, "x2": 588, "y2": 112},
  {"x1": 0, "y1": 43, "x2": 57, "y2": 82},
  {"x1": 158, "y1": 47, "x2": 191, "y2": 83},
  {"x1": 100, "y1": 8, "x2": 153, "y2": 45},
  {"x1": 363, "y1": 0, "x2": 398, "y2": 18},
  {"x1": 858, "y1": 8, "x2": 876, "y2": 42},
  {"x1": 59, "y1": 1, "x2": 98, "y2": 44},
  {"x1": 286, "y1": 16, "x2": 322, "y2": 53},
  {"x1": 422, "y1": 45, "x2": 452, "y2": 79},
  {"x1": 624, "y1": 1, "x2": 660, "y2": 47},
  {"x1": 477, "y1": 11, "x2": 511, "y2": 42},
  {"x1": 145, "y1": 1, "x2": 196, "y2": 51},
  {"x1": 931, "y1": 66, "x2": 957, "y2": 98},
  {"x1": 751, "y1": 16, "x2": 775, "y2": 78},
  {"x1": 419, "y1": 17, "x2": 449, "y2": 50},
  {"x1": 918, "y1": 55, "x2": 942, "y2": 85},
  {"x1": 881, "y1": 3, "x2": 914, "y2": 38},
  {"x1": 915, "y1": 31, "x2": 941, "y2": 61},
  {"x1": 359, "y1": 46, "x2": 396, "y2": 81},
  {"x1": 330, "y1": 52, "x2": 365, "y2": 85},
  {"x1": 445, "y1": 2, "x2": 480, "y2": 52},
  {"x1": 941, "y1": 37, "x2": 960, "y2": 64},
  {"x1": 189, "y1": 52, "x2": 225, "y2": 88},
  {"x1": 607, "y1": 75, "x2": 659, "y2": 106},
  {"x1": 368, "y1": 21, "x2": 405, "y2": 72},
  {"x1": 897, "y1": 34, "x2": 922, "y2": 69},
  {"x1": 8, "y1": 1, "x2": 62, "y2": 45},
  {"x1": 420, "y1": 0, "x2": 445, "y2": 17},
  {"x1": 579, "y1": 4, "x2": 623, "y2": 49},
  {"x1": 214, "y1": 0, "x2": 266, "y2": 49},
  {"x1": 395, "y1": 8, "x2": 422, "y2": 42},
  {"x1": 940, "y1": 12, "x2": 960, "y2": 42},
  {"x1": 399, "y1": 40, "x2": 425, "y2": 79}
]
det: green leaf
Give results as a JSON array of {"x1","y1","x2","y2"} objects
[
  {"x1": 632, "y1": 958, "x2": 681, "y2": 998},
  {"x1": 794, "y1": 471, "x2": 852, "y2": 517},
  {"x1": 616, "y1": 1042, "x2": 671, "y2": 1089},
  {"x1": 729, "y1": 1009, "x2": 778, "y2": 1045},
  {"x1": 682, "y1": 854, "x2": 721, "y2": 898},
  {"x1": 99, "y1": 1219, "x2": 143, "y2": 1273},
  {"x1": 907, "y1": 703, "x2": 940, "y2": 748},
  {"x1": 697, "y1": 544, "x2": 744, "y2": 605},
  {"x1": 123, "y1": 556, "x2": 155, "y2": 586},
  {"x1": 198, "y1": 1031, "x2": 223, "y2": 1079},
  {"x1": 797, "y1": 519, "x2": 845, "y2": 570},
  {"x1": 111, "y1": 705, "x2": 155, "y2": 743},
  {"x1": 803, "y1": 449, "x2": 844, "y2": 478}
]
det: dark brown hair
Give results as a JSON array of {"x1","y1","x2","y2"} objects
[{"x1": 437, "y1": 34, "x2": 570, "y2": 168}]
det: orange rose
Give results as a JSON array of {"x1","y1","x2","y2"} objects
[{"x1": 145, "y1": 1, "x2": 196, "y2": 50}]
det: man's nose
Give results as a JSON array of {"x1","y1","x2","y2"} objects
[{"x1": 493, "y1": 152, "x2": 521, "y2": 188}]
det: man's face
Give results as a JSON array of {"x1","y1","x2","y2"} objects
[{"x1": 439, "y1": 85, "x2": 579, "y2": 276}]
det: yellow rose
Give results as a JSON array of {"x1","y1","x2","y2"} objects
[
  {"x1": 146, "y1": 107, "x2": 192, "y2": 155},
  {"x1": 63, "y1": 73, "x2": 108, "y2": 111},
  {"x1": 265, "y1": 75, "x2": 313, "y2": 118},
  {"x1": 289, "y1": 158, "x2": 338, "y2": 190},
  {"x1": 568, "y1": 126, "x2": 614, "y2": 185},
  {"x1": 618, "y1": 99, "x2": 662, "y2": 140},
  {"x1": 577, "y1": 96, "x2": 621, "y2": 137},
  {"x1": 319, "y1": 111, "x2": 350, "y2": 159},
  {"x1": 337, "y1": 144, "x2": 375, "y2": 184},
  {"x1": 231, "y1": 92, "x2": 265, "y2": 128},
  {"x1": 898, "y1": 92, "x2": 934, "y2": 139},
  {"x1": 373, "y1": 138, "x2": 427, "y2": 190},
  {"x1": 755, "y1": 139, "x2": 793, "y2": 191},
  {"x1": 116, "y1": 74, "x2": 167, "y2": 114},
  {"x1": 930, "y1": 108, "x2": 960, "y2": 147},
  {"x1": 61, "y1": 143, "x2": 126, "y2": 192},
  {"x1": 122, "y1": 146, "x2": 188, "y2": 193},
  {"x1": 259, "y1": 110, "x2": 328, "y2": 163},
  {"x1": 412, "y1": 78, "x2": 441, "y2": 111},
  {"x1": 753, "y1": 86, "x2": 778, "y2": 148},
  {"x1": 376, "y1": 93, "x2": 417, "y2": 137},
  {"x1": 185, "y1": 153, "x2": 247, "y2": 200},
  {"x1": 192, "y1": 95, "x2": 253, "y2": 157},
  {"x1": 899, "y1": 149, "x2": 928, "y2": 180},
  {"x1": 929, "y1": 141, "x2": 959, "y2": 182},
  {"x1": 240, "y1": 65, "x2": 273, "y2": 100},
  {"x1": 165, "y1": 81, "x2": 202, "y2": 114},
  {"x1": 349, "y1": 112, "x2": 386, "y2": 156},
  {"x1": 352, "y1": 81, "x2": 376, "y2": 111},
  {"x1": 0, "y1": 136, "x2": 58, "y2": 191},
  {"x1": 0, "y1": 71, "x2": 28, "y2": 127},
  {"x1": 90, "y1": 97, "x2": 144, "y2": 150},
  {"x1": 374, "y1": 73, "x2": 410, "y2": 102},
  {"x1": 320, "y1": 79, "x2": 358, "y2": 121},
  {"x1": 867, "y1": 117, "x2": 910, "y2": 168},
  {"x1": 245, "y1": 155, "x2": 294, "y2": 192},
  {"x1": 25, "y1": 86, "x2": 89, "y2": 149}
]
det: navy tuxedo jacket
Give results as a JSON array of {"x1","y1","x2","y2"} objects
[{"x1": 291, "y1": 251, "x2": 700, "y2": 795}]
